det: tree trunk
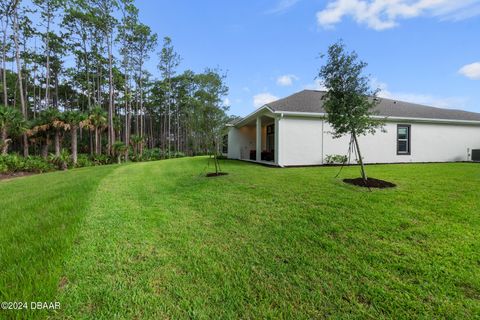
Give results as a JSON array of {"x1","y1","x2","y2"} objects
[
  {"x1": 12, "y1": 5, "x2": 28, "y2": 157},
  {"x1": 54, "y1": 130, "x2": 60, "y2": 156},
  {"x1": 1, "y1": 18, "x2": 8, "y2": 107},
  {"x1": 71, "y1": 126, "x2": 78, "y2": 165},
  {"x1": 1, "y1": 126, "x2": 9, "y2": 155},
  {"x1": 352, "y1": 132, "x2": 367, "y2": 181},
  {"x1": 82, "y1": 37, "x2": 91, "y2": 109},
  {"x1": 107, "y1": 33, "x2": 114, "y2": 155},
  {"x1": 54, "y1": 72, "x2": 59, "y2": 109},
  {"x1": 89, "y1": 131, "x2": 93, "y2": 156},
  {"x1": 95, "y1": 127, "x2": 99, "y2": 155},
  {"x1": 124, "y1": 73, "x2": 129, "y2": 161},
  {"x1": 44, "y1": 18, "x2": 51, "y2": 108},
  {"x1": 214, "y1": 153, "x2": 219, "y2": 174},
  {"x1": 41, "y1": 140, "x2": 49, "y2": 159}
]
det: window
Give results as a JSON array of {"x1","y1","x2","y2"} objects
[
  {"x1": 266, "y1": 124, "x2": 275, "y2": 152},
  {"x1": 222, "y1": 134, "x2": 228, "y2": 154},
  {"x1": 397, "y1": 125, "x2": 411, "y2": 155}
]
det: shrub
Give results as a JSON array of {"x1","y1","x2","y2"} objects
[
  {"x1": 0, "y1": 162, "x2": 8, "y2": 174},
  {"x1": 171, "y1": 151, "x2": 186, "y2": 158},
  {"x1": 23, "y1": 156, "x2": 55, "y2": 173},
  {"x1": 0, "y1": 154, "x2": 24, "y2": 172},
  {"x1": 130, "y1": 148, "x2": 176, "y2": 162},
  {"x1": 325, "y1": 154, "x2": 348, "y2": 165},
  {"x1": 91, "y1": 154, "x2": 112, "y2": 166},
  {"x1": 76, "y1": 154, "x2": 93, "y2": 168},
  {"x1": 48, "y1": 149, "x2": 72, "y2": 170},
  {"x1": 0, "y1": 154, "x2": 56, "y2": 173}
]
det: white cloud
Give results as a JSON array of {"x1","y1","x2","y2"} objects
[
  {"x1": 374, "y1": 79, "x2": 468, "y2": 109},
  {"x1": 223, "y1": 98, "x2": 231, "y2": 106},
  {"x1": 253, "y1": 92, "x2": 278, "y2": 108},
  {"x1": 316, "y1": 0, "x2": 480, "y2": 31},
  {"x1": 304, "y1": 79, "x2": 328, "y2": 91},
  {"x1": 458, "y1": 62, "x2": 480, "y2": 80},
  {"x1": 276, "y1": 74, "x2": 299, "y2": 86},
  {"x1": 267, "y1": 0, "x2": 301, "y2": 14}
]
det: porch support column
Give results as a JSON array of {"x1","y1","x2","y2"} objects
[
  {"x1": 274, "y1": 117, "x2": 279, "y2": 166},
  {"x1": 256, "y1": 116, "x2": 261, "y2": 161}
]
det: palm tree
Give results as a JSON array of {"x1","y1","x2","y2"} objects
[
  {"x1": 112, "y1": 141, "x2": 127, "y2": 164},
  {"x1": 130, "y1": 134, "x2": 143, "y2": 159},
  {"x1": 0, "y1": 105, "x2": 25, "y2": 155},
  {"x1": 27, "y1": 108, "x2": 60, "y2": 159},
  {"x1": 84, "y1": 106, "x2": 107, "y2": 155},
  {"x1": 51, "y1": 113, "x2": 69, "y2": 157},
  {"x1": 64, "y1": 110, "x2": 86, "y2": 165}
]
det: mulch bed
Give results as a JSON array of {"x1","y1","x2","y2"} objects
[
  {"x1": 0, "y1": 172, "x2": 36, "y2": 181},
  {"x1": 343, "y1": 177, "x2": 396, "y2": 189},
  {"x1": 206, "y1": 172, "x2": 229, "y2": 178}
]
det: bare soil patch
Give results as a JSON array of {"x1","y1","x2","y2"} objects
[
  {"x1": 206, "y1": 172, "x2": 228, "y2": 178},
  {"x1": 0, "y1": 172, "x2": 36, "y2": 181},
  {"x1": 343, "y1": 177, "x2": 396, "y2": 189}
]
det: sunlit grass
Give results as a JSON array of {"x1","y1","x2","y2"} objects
[{"x1": 1, "y1": 157, "x2": 479, "y2": 319}]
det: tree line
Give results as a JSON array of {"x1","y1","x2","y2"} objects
[{"x1": 0, "y1": 0, "x2": 233, "y2": 165}]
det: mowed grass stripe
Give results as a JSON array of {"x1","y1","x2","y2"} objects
[{"x1": 0, "y1": 165, "x2": 117, "y2": 320}]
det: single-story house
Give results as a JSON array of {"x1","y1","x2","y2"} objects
[{"x1": 226, "y1": 90, "x2": 480, "y2": 166}]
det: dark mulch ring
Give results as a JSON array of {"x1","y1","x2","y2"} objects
[
  {"x1": 206, "y1": 172, "x2": 229, "y2": 178},
  {"x1": 343, "y1": 177, "x2": 396, "y2": 189},
  {"x1": 0, "y1": 172, "x2": 36, "y2": 181}
]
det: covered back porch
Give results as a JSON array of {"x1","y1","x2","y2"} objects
[{"x1": 227, "y1": 108, "x2": 279, "y2": 165}]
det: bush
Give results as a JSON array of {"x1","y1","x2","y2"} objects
[
  {"x1": 0, "y1": 154, "x2": 56, "y2": 173},
  {"x1": 0, "y1": 154, "x2": 24, "y2": 172},
  {"x1": 129, "y1": 148, "x2": 186, "y2": 162},
  {"x1": 48, "y1": 149, "x2": 72, "y2": 170},
  {"x1": 76, "y1": 154, "x2": 93, "y2": 168},
  {"x1": 0, "y1": 148, "x2": 189, "y2": 175},
  {"x1": 325, "y1": 154, "x2": 348, "y2": 165},
  {"x1": 23, "y1": 156, "x2": 56, "y2": 173},
  {"x1": 91, "y1": 154, "x2": 112, "y2": 165},
  {"x1": 0, "y1": 162, "x2": 8, "y2": 174},
  {"x1": 170, "y1": 151, "x2": 186, "y2": 159}
]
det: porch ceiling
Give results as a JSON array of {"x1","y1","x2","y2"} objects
[{"x1": 237, "y1": 115, "x2": 275, "y2": 127}]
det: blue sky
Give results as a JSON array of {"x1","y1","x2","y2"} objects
[{"x1": 136, "y1": 0, "x2": 480, "y2": 117}]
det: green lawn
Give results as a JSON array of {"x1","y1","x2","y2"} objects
[{"x1": 1, "y1": 157, "x2": 479, "y2": 319}]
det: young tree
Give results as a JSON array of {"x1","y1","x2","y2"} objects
[
  {"x1": 195, "y1": 69, "x2": 229, "y2": 175},
  {"x1": 317, "y1": 41, "x2": 383, "y2": 182}
]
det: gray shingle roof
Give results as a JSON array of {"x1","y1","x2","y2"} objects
[{"x1": 266, "y1": 90, "x2": 480, "y2": 122}]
